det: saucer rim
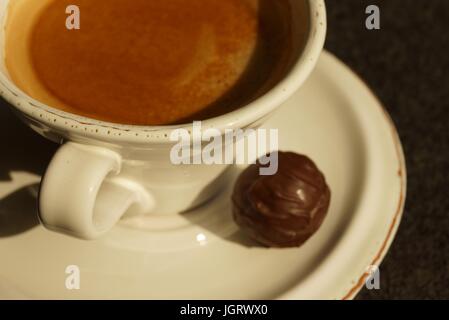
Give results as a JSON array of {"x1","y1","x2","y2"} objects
[
  {"x1": 341, "y1": 71, "x2": 406, "y2": 300},
  {"x1": 280, "y1": 51, "x2": 407, "y2": 300}
]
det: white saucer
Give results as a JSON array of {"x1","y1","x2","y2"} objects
[{"x1": 0, "y1": 51, "x2": 406, "y2": 300}]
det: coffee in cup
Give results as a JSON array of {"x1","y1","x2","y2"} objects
[{"x1": 5, "y1": 0, "x2": 308, "y2": 125}]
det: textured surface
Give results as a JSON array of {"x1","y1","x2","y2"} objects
[{"x1": 325, "y1": 0, "x2": 449, "y2": 299}]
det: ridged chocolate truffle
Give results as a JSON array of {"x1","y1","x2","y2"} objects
[{"x1": 232, "y1": 152, "x2": 331, "y2": 248}]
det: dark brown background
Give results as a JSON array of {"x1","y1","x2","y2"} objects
[{"x1": 325, "y1": 0, "x2": 449, "y2": 299}]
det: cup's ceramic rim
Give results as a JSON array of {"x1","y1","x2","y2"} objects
[{"x1": 0, "y1": 0, "x2": 326, "y2": 144}]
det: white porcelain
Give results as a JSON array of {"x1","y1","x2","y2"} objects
[
  {"x1": 0, "y1": 52, "x2": 406, "y2": 299},
  {"x1": 0, "y1": 0, "x2": 327, "y2": 239}
]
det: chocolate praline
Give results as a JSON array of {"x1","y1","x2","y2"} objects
[{"x1": 232, "y1": 152, "x2": 331, "y2": 248}]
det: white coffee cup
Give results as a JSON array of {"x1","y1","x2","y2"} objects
[{"x1": 0, "y1": 0, "x2": 326, "y2": 239}]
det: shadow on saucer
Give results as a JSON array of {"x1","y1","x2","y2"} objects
[
  {"x1": 0, "y1": 184, "x2": 40, "y2": 237},
  {"x1": 0, "y1": 98, "x2": 56, "y2": 237},
  {"x1": 0, "y1": 98, "x2": 57, "y2": 182},
  {"x1": 182, "y1": 166, "x2": 265, "y2": 249},
  {"x1": 225, "y1": 229, "x2": 264, "y2": 248}
]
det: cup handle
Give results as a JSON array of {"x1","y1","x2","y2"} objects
[{"x1": 38, "y1": 142, "x2": 153, "y2": 239}]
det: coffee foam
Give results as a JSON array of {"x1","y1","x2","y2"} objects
[
  {"x1": 5, "y1": 0, "x2": 301, "y2": 125},
  {"x1": 5, "y1": 0, "x2": 63, "y2": 109}
]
